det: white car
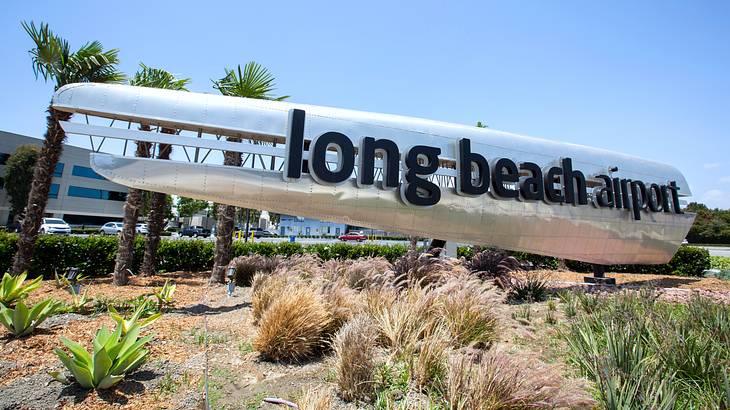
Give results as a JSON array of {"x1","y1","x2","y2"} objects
[
  {"x1": 39, "y1": 218, "x2": 71, "y2": 235},
  {"x1": 136, "y1": 223, "x2": 149, "y2": 234},
  {"x1": 99, "y1": 222, "x2": 123, "y2": 235}
]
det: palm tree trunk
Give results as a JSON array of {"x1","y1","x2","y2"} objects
[
  {"x1": 211, "y1": 140, "x2": 242, "y2": 283},
  {"x1": 141, "y1": 136, "x2": 173, "y2": 276},
  {"x1": 11, "y1": 105, "x2": 71, "y2": 275},
  {"x1": 112, "y1": 138, "x2": 150, "y2": 285}
]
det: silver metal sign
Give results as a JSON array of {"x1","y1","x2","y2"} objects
[{"x1": 53, "y1": 83, "x2": 695, "y2": 265}]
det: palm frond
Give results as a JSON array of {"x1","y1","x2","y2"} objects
[
  {"x1": 130, "y1": 63, "x2": 190, "y2": 91},
  {"x1": 212, "y1": 61, "x2": 287, "y2": 100},
  {"x1": 22, "y1": 20, "x2": 124, "y2": 89}
]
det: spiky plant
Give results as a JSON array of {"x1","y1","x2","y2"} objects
[
  {"x1": 108, "y1": 299, "x2": 161, "y2": 335},
  {"x1": 0, "y1": 298, "x2": 60, "y2": 337},
  {"x1": 465, "y1": 248, "x2": 520, "y2": 288},
  {"x1": 153, "y1": 280, "x2": 176, "y2": 311},
  {"x1": 51, "y1": 324, "x2": 151, "y2": 389},
  {"x1": 0, "y1": 272, "x2": 43, "y2": 307},
  {"x1": 392, "y1": 249, "x2": 456, "y2": 287},
  {"x1": 227, "y1": 254, "x2": 282, "y2": 286}
]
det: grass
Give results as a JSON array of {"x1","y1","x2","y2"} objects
[{"x1": 558, "y1": 290, "x2": 730, "y2": 409}]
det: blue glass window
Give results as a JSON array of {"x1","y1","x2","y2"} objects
[
  {"x1": 72, "y1": 165, "x2": 105, "y2": 180},
  {"x1": 53, "y1": 163, "x2": 65, "y2": 177},
  {"x1": 49, "y1": 183, "x2": 60, "y2": 199},
  {"x1": 68, "y1": 186, "x2": 126, "y2": 201}
]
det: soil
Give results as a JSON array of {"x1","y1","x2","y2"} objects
[{"x1": 1, "y1": 268, "x2": 728, "y2": 409}]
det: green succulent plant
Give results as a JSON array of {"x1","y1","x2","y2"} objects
[
  {"x1": 0, "y1": 272, "x2": 43, "y2": 307},
  {"x1": 108, "y1": 299, "x2": 161, "y2": 335},
  {"x1": 51, "y1": 324, "x2": 151, "y2": 389},
  {"x1": 0, "y1": 298, "x2": 60, "y2": 337},
  {"x1": 153, "y1": 280, "x2": 176, "y2": 311}
]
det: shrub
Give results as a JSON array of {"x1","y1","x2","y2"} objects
[
  {"x1": 392, "y1": 249, "x2": 466, "y2": 287},
  {"x1": 710, "y1": 256, "x2": 730, "y2": 270},
  {"x1": 319, "y1": 281, "x2": 360, "y2": 335},
  {"x1": 227, "y1": 254, "x2": 281, "y2": 286},
  {"x1": 342, "y1": 257, "x2": 394, "y2": 290},
  {"x1": 464, "y1": 248, "x2": 519, "y2": 289},
  {"x1": 566, "y1": 246, "x2": 710, "y2": 277},
  {"x1": 446, "y1": 350, "x2": 592, "y2": 409},
  {"x1": 0, "y1": 232, "x2": 409, "y2": 277},
  {"x1": 412, "y1": 325, "x2": 450, "y2": 391},
  {"x1": 153, "y1": 280, "x2": 176, "y2": 311},
  {"x1": 51, "y1": 324, "x2": 151, "y2": 389},
  {"x1": 296, "y1": 387, "x2": 332, "y2": 410},
  {"x1": 251, "y1": 273, "x2": 295, "y2": 322},
  {"x1": 0, "y1": 299, "x2": 61, "y2": 337},
  {"x1": 433, "y1": 276, "x2": 500, "y2": 348},
  {"x1": 253, "y1": 283, "x2": 332, "y2": 362},
  {"x1": 373, "y1": 286, "x2": 434, "y2": 358},
  {"x1": 0, "y1": 271, "x2": 42, "y2": 307},
  {"x1": 509, "y1": 271, "x2": 551, "y2": 302},
  {"x1": 333, "y1": 316, "x2": 379, "y2": 402}
]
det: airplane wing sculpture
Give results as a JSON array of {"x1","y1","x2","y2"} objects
[{"x1": 53, "y1": 83, "x2": 695, "y2": 265}]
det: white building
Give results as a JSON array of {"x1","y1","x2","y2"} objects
[{"x1": 0, "y1": 130, "x2": 128, "y2": 226}]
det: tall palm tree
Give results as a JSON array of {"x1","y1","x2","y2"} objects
[
  {"x1": 209, "y1": 61, "x2": 288, "y2": 283},
  {"x1": 12, "y1": 21, "x2": 124, "y2": 275},
  {"x1": 113, "y1": 64, "x2": 190, "y2": 285}
]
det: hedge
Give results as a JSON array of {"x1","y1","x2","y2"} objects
[
  {"x1": 458, "y1": 245, "x2": 710, "y2": 277},
  {"x1": 0, "y1": 233, "x2": 407, "y2": 278}
]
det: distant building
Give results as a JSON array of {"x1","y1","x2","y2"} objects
[
  {"x1": 0, "y1": 131, "x2": 128, "y2": 226},
  {"x1": 278, "y1": 215, "x2": 347, "y2": 237}
]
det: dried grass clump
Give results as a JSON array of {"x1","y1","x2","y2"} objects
[
  {"x1": 434, "y1": 275, "x2": 502, "y2": 348},
  {"x1": 320, "y1": 281, "x2": 362, "y2": 334},
  {"x1": 227, "y1": 254, "x2": 282, "y2": 286},
  {"x1": 374, "y1": 286, "x2": 436, "y2": 357},
  {"x1": 412, "y1": 324, "x2": 450, "y2": 391},
  {"x1": 251, "y1": 272, "x2": 299, "y2": 322},
  {"x1": 344, "y1": 257, "x2": 395, "y2": 289},
  {"x1": 322, "y1": 258, "x2": 353, "y2": 281},
  {"x1": 393, "y1": 249, "x2": 468, "y2": 287},
  {"x1": 333, "y1": 316, "x2": 380, "y2": 402},
  {"x1": 361, "y1": 285, "x2": 399, "y2": 318},
  {"x1": 296, "y1": 386, "x2": 332, "y2": 410},
  {"x1": 446, "y1": 349, "x2": 593, "y2": 410},
  {"x1": 274, "y1": 253, "x2": 324, "y2": 278},
  {"x1": 253, "y1": 283, "x2": 333, "y2": 361}
]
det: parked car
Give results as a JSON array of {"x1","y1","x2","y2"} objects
[
  {"x1": 338, "y1": 231, "x2": 367, "y2": 242},
  {"x1": 39, "y1": 218, "x2": 71, "y2": 235},
  {"x1": 251, "y1": 228, "x2": 275, "y2": 238},
  {"x1": 99, "y1": 222, "x2": 124, "y2": 235},
  {"x1": 180, "y1": 225, "x2": 211, "y2": 238},
  {"x1": 136, "y1": 223, "x2": 149, "y2": 234}
]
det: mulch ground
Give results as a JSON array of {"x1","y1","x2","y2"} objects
[{"x1": 1, "y1": 268, "x2": 728, "y2": 409}]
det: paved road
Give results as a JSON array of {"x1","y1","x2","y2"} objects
[{"x1": 701, "y1": 246, "x2": 730, "y2": 257}]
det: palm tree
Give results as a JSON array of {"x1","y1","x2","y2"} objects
[
  {"x1": 12, "y1": 21, "x2": 124, "y2": 275},
  {"x1": 209, "y1": 61, "x2": 288, "y2": 283},
  {"x1": 113, "y1": 64, "x2": 190, "y2": 285}
]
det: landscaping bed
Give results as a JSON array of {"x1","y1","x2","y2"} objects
[{"x1": 1, "y1": 250, "x2": 728, "y2": 409}]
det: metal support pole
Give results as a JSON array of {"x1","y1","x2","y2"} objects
[
  {"x1": 584, "y1": 264, "x2": 616, "y2": 285},
  {"x1": 244, "y1": 209, "x2": 251, "y2": 243}
]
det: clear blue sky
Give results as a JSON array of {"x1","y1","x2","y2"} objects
[{"x1": 1, "y1": 1, "x2": 728, "y2": 207}]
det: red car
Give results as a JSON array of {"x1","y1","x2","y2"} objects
[{"x1": 338, "y1": 231, "x2": 367, "y2": 242}]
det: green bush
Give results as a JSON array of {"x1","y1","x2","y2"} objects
[
  {"x1": 0, "y1": 233, "x2": 408, "y2": 277},
  {"x1": 565, "y1": 246, "x2": 710, "y2": 277},
  {"x1": 458, "y1": 247, "x2": 559, "y2": 269},
  {"x1": 711, "y1": 256, "x2": 730, "y2": 270}
]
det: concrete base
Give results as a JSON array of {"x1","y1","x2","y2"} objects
[{"x1": 584, "y1": 276, "x2": 617, "y2": 285}]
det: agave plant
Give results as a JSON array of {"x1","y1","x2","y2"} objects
[
  {"x1": 153, "y1": 280, "x2": 176, "y2": 311},
  {"x1": 108, "y1": 299, "x2": 161, "y2": 335},
  {"x1": 0, "y1": 298, "x2": 60, "y2": 337},
  {"x1": 464, "y1": 248, "x2": 519, "y2": 289},
  {"x1": 0, "y1": 272, "x2": 43, "y2": 307},
  {"x1": 51, "y1": 324, "x2": 151, "y2": 389}
]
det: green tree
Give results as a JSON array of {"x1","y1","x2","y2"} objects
[
  {"x1": 476, "y1": 121, "x2": 488, "y2": 128},
  {"x1": 3, "y1": 145, "x2": 40, "y2": 222},
  {"x1": 12, "y1": 21, "x2": 124, "y2": 275},
  {"x1": 113, "y1": 64, "x2": 190, "y2": 284},
  {"x1": 209, "y1": 61, "x2": 288, "y2": 283},
  {"x1": 176, "y1": 197, "x2": 210, "y2": 218}
]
